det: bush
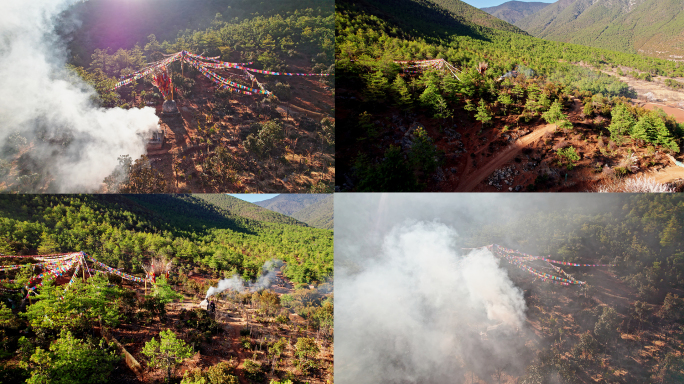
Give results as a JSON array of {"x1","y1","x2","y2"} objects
[
  {"x1": 243, "y1": 121, "x2": 284, "y2": 158},
  {"x1": 556, "y1": 146, "x2": 580, "y2": 170},
  {"x1": 541, "y1": 101, "x2": 566, "y2": 124},
  {"x1": 594, "y1": 306, "x2": 619, "y2": 343},
  {"x1": 272, "y1": 82, "x2": 291, "y2": 101},
  {"x1": 24, "y1": 330, "x2": 119, "y2": 384},
  {"x1": 182, "y1": 361, "x2": 238, "y2": 384},
  {"x1": 242, "y1": 359, "x2": 263, "y2": 383},
  {"x1": 409, "y1": 126, "x2": 439, "y2": 175}
]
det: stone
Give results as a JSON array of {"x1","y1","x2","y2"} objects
[{"x1": 162, "y1": 100, "x2": 179, "y2": 115}]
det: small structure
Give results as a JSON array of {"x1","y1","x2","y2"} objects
[
  {"x1": 497, "y1": 70, "x2": 518, "y2": 82},
  {"x1": 147, "y1": 127, "x2": 165, "y2": 151},
  {"x1": 161, "y1": 99, "x2": 180, "y2": 115}
]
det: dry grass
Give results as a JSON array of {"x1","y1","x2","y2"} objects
[{"x1": 595, "y1": 174, "x2": 675, "y2": 192}]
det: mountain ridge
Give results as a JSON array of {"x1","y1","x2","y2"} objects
[
  {"x1": 481, "y1": 1, "x2": 551, "y2": 25},
  {"x1": 254, "y1": 194, "x2": 333, "y2": 229},
  {"x1": 515, "y1": 0, "x2": 684, "y2": 59}
]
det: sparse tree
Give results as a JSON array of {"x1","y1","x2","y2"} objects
[
  {"x1": 594, "y1": 306, "x2": 620, "y2": 344},
  {"x1": 475, "y1": 99, "x2": 492, "y2": 127},
  {"x1": 142, "y1": 329, "x2": 194, "y2": 382}
]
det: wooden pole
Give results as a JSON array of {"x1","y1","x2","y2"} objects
[{"x1": 170, "y1": 65, "x2": 174, "y2": 101}]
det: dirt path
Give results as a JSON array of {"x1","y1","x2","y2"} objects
[
  {"x1": 650, "y1": 166, "x2": 684, "y2": 184},
  {"x1": 457, "y1": 123, "x2": 557, "y2": 191},
  {"x1": 575, "y1": 62, "x2": 684, "y2": 103},
  {"x1": 216, "y1": 309, "x2": 251, "y2": 384}
]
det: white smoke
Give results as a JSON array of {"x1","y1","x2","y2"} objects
[
  {"x1": 336, "y1": 221, "x2": 529, "y2": 384},
  {"x1": 206, "y1": 275, "x2": 245, "y2": 298},
  {"x1": 206, "y1": 259, "x2": 284, "y2": 298},
  {"x1": 0, "y1": 1, "x2": 158, "y2": 192}
]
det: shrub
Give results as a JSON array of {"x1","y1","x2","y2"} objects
[
  {"x1": 556, "y1": 146, "x2": 580, "y2": 170},
  {"x1": 541, "y1": 101, "x2": 566, "y2": 124},
  {"x1": 242, "y1": 359, "x2": 263, "y2": 383},
  {"x1": 243, "y1": 121, "x2": 284, "y2": 158},
  {"x1": 272, "y1": 82, "x2": 291, "y2": 100}
]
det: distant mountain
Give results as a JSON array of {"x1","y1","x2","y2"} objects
[
  {"x1": 255, "y1": 194, "x2": 333, "y2": 229},
  {"x1": 515, "y1": 0, "x2": 684, "y2": 59},
  {"x1": 290, "y1": 195, "x2": 334, "y2": 230},
  {"x1": 348, "y1": 0, "x2": 528, "y2": 41},
  {"x1": 254, "y1": 195, "x2": 329, "y2": 216},
  {"x1": 481, "y1": 1, "x2": 551, "y2": 25},
  {"x1": 426, "y1": 0, "x2": 529, "y2": 33},
  {"x1": 191, "y1": 194, "x2": 306, "y2": 227}
]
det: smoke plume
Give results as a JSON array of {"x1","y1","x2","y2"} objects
[
  {"x1": 0, "y1": 1, "x2": 158, "y2": 192},
  {"x1": 206, "y1": 259, "x2": 284, "y2": 298},
  {"x1": 336, "y1": 221, "x2": 529, "y2": 384}
]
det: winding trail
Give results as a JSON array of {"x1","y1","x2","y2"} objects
[{"x1": 457, "y1": 123, "x2": 557, "y2": 191}]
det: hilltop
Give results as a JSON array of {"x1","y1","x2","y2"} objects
[
  {"x1": 349, "y1": 0, "x2": 527, "y2": 41},
  {"x1": 290, "y1": 195, "x2": 333, "y2": 230},
  {"x1": 481, "y1": 1, "x2": 551, "y2": 25},
  {"x1": 192, "y1": 194, "x2": 308, "y2": 226},
  {"x1": 254, "y1": 194, "x2": 334, "y2": 229},
  {"x1": 516, "y1": 0, "x2": 684, "y2": 60}
]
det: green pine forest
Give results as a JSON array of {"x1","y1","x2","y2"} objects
[
  {"x1": 336, "y1": 0, "x2": 684, "y2": 191},
  {"x1": 0, "y1": 195, "x2": 332, "y2": 284},
  {"x1": 62, "y1": 0, "x2": 334, "y2": 110},
  {"x1": 515, "y1": 0, "x2": 684, "y2": 60},
  {"x1": 0, "y1": 194, "x2": 333, "y2": 383}
]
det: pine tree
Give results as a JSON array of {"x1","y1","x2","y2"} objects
[
  {"x1": 497, "y1": 93, "x2": 513, "y2": 115},
  {"x1": 475, "y1": 99, "x2": 492, "y2": 127},
  {"x1": 652, "y1": 114, "x2": 679, "y2": 152},
  {"x1": 391, "y1": 75, "x2": 412, "y2": 109},
  {"x1": 631, "y1": 116, "x2": 655, "y2": 143},
  {"x1": 364, "y1": 70, "x2": 388, "y2": 102},
  {"x1": 608, "y1": 103, "x2": 635, "y2": 140},
  {"x1": 409, "y1": 127, "x2": 438, "y2": 174},
  {"x1": 419, "y1": 83, "x2": 446, "y2": 118},
  {"x1": 143, "y1": 329, "x2": 194, "y2": 382},
  {"x1": 541, "y1": 101, "x2": 566, "y2": 124}
]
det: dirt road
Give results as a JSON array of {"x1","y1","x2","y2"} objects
[
  {"x1": 457, "y1": 123, "x2": 557, "y2": 191},
  {"x1": 650, "y1": 166, "x2": 684, "y2": 184},
  {"x1": 575, "y1": 62, "x2": 684, "y2": 103}
]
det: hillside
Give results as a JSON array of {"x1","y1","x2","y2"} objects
[
  {"x1": 352, "y1": 0, "x2": 528, "y2": 42},
  {"x1": 0, "y1": 194, "x2": 333, "y2": 384},
  {"x1": 336, "y1": 193, "x2": 684, "y2": 383},
  {"x1": 0, "y1": 194, "x2": 332, "y2": 283},
  {"x1": 425, "y1": 0, "x2": 530, "y2": 33},
  {"x1": 481, "y1": 1, "x2": 551, "y2": 25},
  {"x1": 516, "y1": 0, "x2": 684, "y2": 60},
  {"x1": 254, "y1": 194, "x2": 329, "y2": 215},
  {"x1": 192, "y1": 194, "x2": 307, "y2": 226},
  {"x1": 336, "y1": 0, "x2": 684, "y2": 193},
  {"x1": 254, "y1": 194, "x2": 333, "y2": 229},
  {"x1": 290, "y1": 195, "x2": 334, "y2": 230},
  {"x1": 0, "y1": 0, "x2": 334, "y2": 194},
  {"x1": 61, "y1": 0, "x2": 334, "y2": 68}
]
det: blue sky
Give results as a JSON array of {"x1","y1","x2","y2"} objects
[
  {"x1": 462, "y1": 0, "x2": 553, "y2": 8},
  {"x1": 228, "y1": 194, "x2": 279, "y2": 203}
]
